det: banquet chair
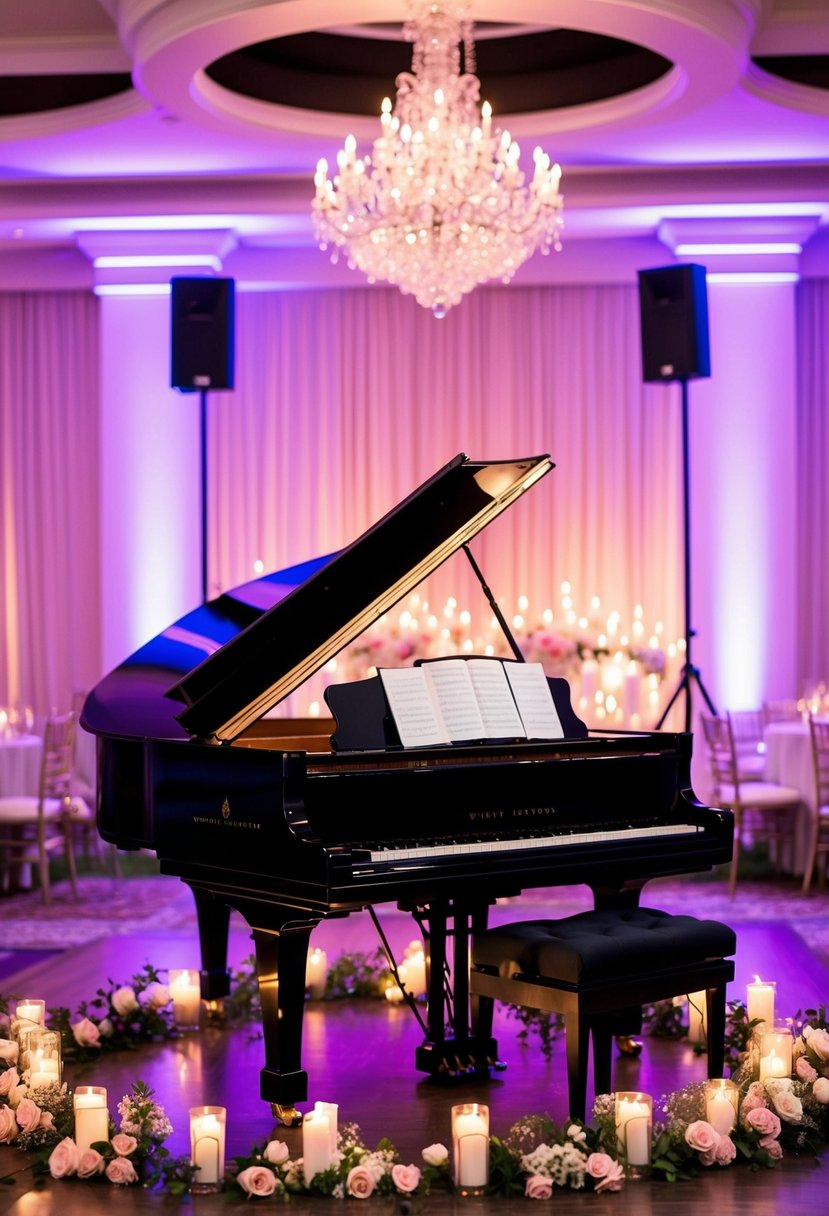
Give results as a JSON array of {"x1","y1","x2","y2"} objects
[
  {"x1": 0, "y1": 711, "x2": 89, "y2": 903},
  {"x1": 804, "y1": 716, "x2": 829, "y2": 893},
  {"x1": 700, "y1": 713, "x2": 801, "y2": 897},
  {"x1": 762, "y1": 699, "x2": 801, "y2": 725},
  {"x1": 726, "y1": 708, "x2": 766, "y2": 782},
  {"x1": 69, "y1": 689, "x2": 121, "y2": 877}
]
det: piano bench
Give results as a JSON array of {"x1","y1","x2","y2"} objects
[{"x1": 469, "y1": 906, "x2": 736, "y2": 1122}]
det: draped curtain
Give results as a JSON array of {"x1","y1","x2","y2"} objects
[{"x1": 0, "y1": 291, "x2": 100, "y2": 718}]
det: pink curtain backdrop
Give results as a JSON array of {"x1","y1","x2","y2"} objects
[
  {"x1": 0, "y1": 279, "x2": 827, "y2": 720},
  {"x1": 796, "y1": 280, "x2": 829, "y2": 689}
]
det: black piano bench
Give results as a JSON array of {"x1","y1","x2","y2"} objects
[{"x1": 469, "y1": 907, "x2": 736, "y2": 1122}]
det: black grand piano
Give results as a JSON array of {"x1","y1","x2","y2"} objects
[{"x1": 82, "y1": 452, "x2": 733, "y2": 1118}]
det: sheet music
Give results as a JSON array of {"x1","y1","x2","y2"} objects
[
  {"x1": 421, "y1": 659, "x2": 487, "y2": 741},
  {"x1": 504, "y1": 661, "x2": 565, "y2": 739},
  {"x1": 465, "y1": 658, "x2": 527, "y2": 738},
  {"x1": 379, "y1": 667, "x2": 450, "y2": 747}
]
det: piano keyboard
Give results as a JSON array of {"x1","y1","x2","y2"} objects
[{"x1": 359, "y1": 822, "x2": 703, "y2": 866}]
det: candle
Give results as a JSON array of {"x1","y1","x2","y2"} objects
[
  {"x1": 74, "y1": 1087, "x2": 109, "y2": 1154},
  {"x1": 302, "y1": 1109, "x2": 332, "y2": 1182},
  {"x1": 747, "y1": 977, "x2": 775, "y2": 1034},
  {"x1": 759, "y1": 1028, "x2": 793, "y2": 1081},
  {"x1": 580, "y1": 659, "x2": 599, "y2": 704},
  {"x1": 704, "y1": 1079, "x2": 738, "y2": 1135},
  {"x1": 687, "y1": 990, "x2": 707, "y2": 1046},
  {"x1": 170, "y1": 969, "x2": 201, "y2": 1030},
  {"x1": 452, "y1": 1103, "x2": 489, "y2": 1192},
  {"x1": 314, "y1": 1100, "x2": 338, "y2": 1158},
  {"x1": 385, "y1": 983, "x2": 405, "y2": 1004},
  {"x1": 190, "y1": 1106, "x2": 226, "y2": 1192},
  {"x1": 623, "y1": 663, "x2": 642, "y2": 721},
  {"x1": 14, "y1": 999, "x2": 45, "y2": 1047},
  {"x1": 305, "y1": 948, "x2": 328, "y2": 1000},
  {"x1": 615, "y1": 1092, "x2": 652, "y2": 1175},
  {"x1": 26, "y1": 1028, "x2": 61, "y2": 1089},
  {"x1": 402, "y1": 941, "x2": 427, "y2": 998}
]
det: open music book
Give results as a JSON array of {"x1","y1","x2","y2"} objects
[{"x1": 378, "y1": 657, "x2": 565, "y2": 748}]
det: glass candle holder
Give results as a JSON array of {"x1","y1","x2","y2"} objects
[
  {"x1": 759, "y1": 1027, "x2": 793, "y2": 1081},
  {"x1": 451, "y1": 1102, "x2": 490, "y2": 1195},
  {"x1": 746, "y1": 977, "x2": 776, "y2": 1035},
  {"x1": 190, "y1": 1105, "x2": 226, "y2": 1193},
  {"x1": 615, "y1": 1092, "x2": 653, "y2": 1178},
  {"x1": 13, "y1": 999, "x2": 45, "y2": 1045},
  {"x1": 686, "y1": 990, "x2": 707, "y2": 1046},
  {"x1": 170, "y1": 969, "x2": 202, "y2": 1030},
  {"x1": 73, "y1": 1087, "x2": 109, "y2": 1154},
  {"x1": 26, "y1": 1028, "x2": 62, "y2": 1089},
  {"x1": 704, "y1": 1078, "x2": 739, "y2": 1134}
]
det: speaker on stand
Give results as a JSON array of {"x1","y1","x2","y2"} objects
[
  {"x1": 637, "y1": 264, "x2": 716, "y2": 731},
  {"x1": 170, "y1": 277, "x2": 236, "y2": 604}
]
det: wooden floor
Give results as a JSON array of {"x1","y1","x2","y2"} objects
[{"x1": 1, "y1": 913, "x2": 828, "y2": 1214}]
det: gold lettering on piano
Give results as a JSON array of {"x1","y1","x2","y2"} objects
[
  {"x1": 191, "y1": 812, "x2": 262, "y2": 831},
  {"x1": 469, "y1": 806, "x2": 556, "y2": 821}
]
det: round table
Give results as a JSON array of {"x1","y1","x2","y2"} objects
[
  {"x1": 762, "y1": 720, "x2": 815, "y2": 876},
  {"x1": 0, "y1": 733, "x2": 43, "y2": 797}
]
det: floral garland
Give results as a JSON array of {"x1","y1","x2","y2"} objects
[{"x1": 1, "y1": 967, "x2": 828, "y2": 1199}]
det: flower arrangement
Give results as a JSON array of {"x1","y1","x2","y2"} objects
[{"x1": 41, "y1": 964, "x2": 176, "y2": 1059}]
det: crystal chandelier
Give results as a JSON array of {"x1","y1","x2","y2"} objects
[{"x1": 312, "y1": 2, "x2": 564, "y2": 317}]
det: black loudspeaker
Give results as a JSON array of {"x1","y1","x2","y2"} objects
[
  {"x1": 170, "y1": 277, "x2": 235, "y2": 390},
  {"x1": 637, "y1": 264, "x2": 710, "y2": 382}
]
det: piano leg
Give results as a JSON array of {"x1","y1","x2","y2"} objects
[
  {"x1": 190, "y1": 885, "x2": 232, "y2": 1002},
  {"x1": 250, "y1": 918, "x2": 319, "y2": 1117}
]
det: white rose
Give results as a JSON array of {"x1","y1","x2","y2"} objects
[
  {"x1": 98, "y1": 1018, "x2": 114, "y2": 1038},
  {"x1": 813, "y1": 1077, "x2": 829, "y2": 1103},
  {"x1": 422, "y1": 1143, "x2": 448, "y2": 1167},
  {"x1": 805, "y1": 1026, "x2": 829, "y2": 1061},
  {"x1": 769, "y1": 1088, "x2": 803, "y2": 1123},
  {"x1": 264, "y1": 1139, "x2": 290, "y2": 1165},
  {"x1": 141, "y1": 983, "x2": 170, "y2": 1010},
  {"x1": 111, "y1": 987, "x2": 139, "y2": 1016}
]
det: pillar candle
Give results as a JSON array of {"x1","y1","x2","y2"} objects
[
  {"x1": 402, "y1": 943, "x2": 427, "y2": 997},
  {"x1": 452, "y1": 1103, "x2": 489, "y2": 1190},
  {"x1": 170, "y1": 969, "x2": 201, "y2": 1029},
  {"x1": 190, "y1": 1106, "x2": 226, "y2": 1191},
  {"x1": 759, "y1": 1028, "x2": 792, "y2": 1081},
  {"x1": 314, "y1": 1101, "x2": 338, "y2": 1158},
  {"x1": 747, "y1": 977, "x2": 775, "y2": 1033},
  {"x1": 302, "y1": 1109, "x2": 331, "y2": 1182},
  {"x1": 704, "y1": 1079, "x2": 738, "y2": 1135},
  {"x1": 305, "y1": 948, "x2": 328, "y2": 999},
  {"x1": 615, "y1": 1092, "x2": 652, "y2": 1170},
  {"x1": 74, "y1": 1087, "x2": 109, "y2": 1154}
]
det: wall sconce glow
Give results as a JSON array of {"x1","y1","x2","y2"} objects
[
  {"x1": 674, "y1": 243, "x2": 802, "y2": 255},
  {"x1": 93, "y1": 255, "x2": 222, "y2": 270},
  {"x1": 705, "y1": 272, "x2": 799, "y2": 284},
  {"x1": 94, "y1": 284, "x2": 173, "y2": 296}
]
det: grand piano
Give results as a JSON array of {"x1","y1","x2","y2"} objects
[{"x1": 81, "y1": 452, "x2": 733, "y2": 1117}]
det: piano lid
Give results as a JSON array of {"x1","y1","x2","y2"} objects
[{"x1": 84, "y1": 452, "x2": 553, "y2": 744}]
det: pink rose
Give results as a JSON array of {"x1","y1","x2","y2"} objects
[
  {"x1": 740, "y1": 1092, "x2": 764, "y2": 1115},
  {"x1": 141, "y1": 982, "x2": 170, "y2": 1009},
  {"x1": 813, "y1": 1077, "x2": 829, "y2": 1103},
  {"x1": 106, "y1": 1156, "x2": 138, "y2": 1185},
  {"x1": 0, "y1": 1105, "x2": 17, "y2": 1143},
  {"x1": 0, "y1": 1067, "x2": 20, "y2": 1098},
  {"x1": 0, "y1": 1039, "x2": 19, "y2": 1064},
  {"x1": 8, "y1": 1085, "x2": 27, "y2": 1110},
  {"x1": 698, "y1": 1148, "x2": 717, "y2": 1168},
  {"x1": 72, "y1": 1017, "x2": 101, "y2": 1048},
  {"x1": 796, "y1": 1056, "x2": 818, "y2": 1083},
  {"x1": 714, "y1": 1137, "x2": 737, "y2": 1166},
  {"x1": 746, "y1": 1107, "x2": 781, "y2": 1138},
  {"x1": 760, "y1": 1136, "x2": 783, "y2": 1159},
  {"x1": 391, "y1": 1163, "x2": 421, "y2": 1194},
  {"x1": 804, "y1": 1026, "x2": 829, "y2": 1060},
  {"x1": 525, "y1": 1174, "x2": 553, "y2": 1199},
  {"x1": 347, "y1": 1165, "x2": 376, "y2": 1199},
  {"x1": 111, "y1": 1132, "x2": 138, "y2": 1156},
  {"x1": 15, "y1": 1097, "x2": 46, "y2": 1133},
  {"x1": 264, "y1": 1138, "x2": 290, "y2": 1165},
  {"x1": 77, "y1": 1148, "x2": 105, "y2": 1178},
  {"x1": 237, "y1": 1165, "x2": 277, "y2": 1196},
  {"x1": 685, "y1": 1120, "x2": 720, "y2": 1154},
  {"x1": 48, "y1": 1137, "x2": 79, "y2": 1179},
  {"x1": 586, "y1": 1152, "x2": 624, "y2": 1192},
  {"x1": 111, "y1": 987, "x2": 139, "y2": 1017}
]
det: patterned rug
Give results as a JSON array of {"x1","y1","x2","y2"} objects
[{"x1": 2, "y1": 871, "x2": 829, "y2": 969}]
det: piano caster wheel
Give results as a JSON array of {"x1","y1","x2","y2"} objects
[
  {"x1": 491, "y1": 1058, "x2": 508, "y2": 1072},
  {"x1": 271, "y1": 1103, "x2": 303, "y2": 1127},
  {"x1": 616, "y1": 1035, "x2": 644, "y2": 1058}
]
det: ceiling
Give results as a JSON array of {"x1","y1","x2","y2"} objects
[{"x1": 1, "y1": 0, "x2": 829, "y2": 290}]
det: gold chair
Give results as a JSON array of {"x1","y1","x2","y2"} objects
[
  {"x1": 803, "y1": 716, "x2": 829, "y2": 893},
  {"x1": 700, "y1": 713, "x2": 801, "y2": 897},
  {"x1": 762, "y1": 699, "x2": 801, "y2": 725},
  {"x1": 0, "y1": 711, "x2": 89, "y2": 903},
  {"x1": 727, "y1": 708, "x2": 766, "y2": 782}
]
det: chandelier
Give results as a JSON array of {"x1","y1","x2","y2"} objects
[{"x1": 311, "y1": 2, "x2": 564, "y2": 317}]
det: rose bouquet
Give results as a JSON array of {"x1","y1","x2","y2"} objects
[{"x1": 44, "y1": 964, "x2": 176, "y2": 1059}]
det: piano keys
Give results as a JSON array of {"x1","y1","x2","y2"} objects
[{"x1": 81, "y1": 452, "x2": 733, "y2": 1116}]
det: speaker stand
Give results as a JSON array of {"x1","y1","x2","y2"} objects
[
  {"x1": 199, "y1": 388, "x2": 209, "y2": 604},
  {"x1": 655, "y1": 377, "x2": 717, "y2": 732}
]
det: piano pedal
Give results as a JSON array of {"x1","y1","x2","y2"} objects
[
  {"x1": 616, "y1": 1035, "x2": 644, "y2": 1058},
  {"x1": 271, "y1": 1103, "x2": 303, "y2": 1127}
]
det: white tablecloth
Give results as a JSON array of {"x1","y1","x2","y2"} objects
[
  {"x1": 763, "y1": 720, "x2": 814, "y2": 875},
  {"x1": 0, "y1": 733, "x2": 43, "y2": 797}
]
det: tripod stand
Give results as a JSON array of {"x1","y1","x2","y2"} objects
[{"x1": 656, "y1": 377, "x2": 717, "y2": 732}]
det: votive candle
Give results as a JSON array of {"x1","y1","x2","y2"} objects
[
  {"x1": 14, "y1": 999, "x2": 45, "y2": 1047},
  {"x1": 747, "y1": 976, "x2": 775, "y2": 1034},
  {"x1": 190, "y1": 1105, "x2": 226, "y2": 1192},
  {"x1": 305, "y1": 948, "x2": 328, "y2": 1000},
  {"x1": 687, "y1": 990, "x2": 707, "y2": 1046},
  {"x1": 170, "y1": 969, "x2": 201, "y2": 1030},
  {"x1": 452, "y1": 1103, "x2": 489, "y2": 1193},
  {"x1": 74, "y1": 1087, "x2": 109, "y2": 1154},
  {"x1": 759, "y1": 1028, "x2": 793, "y2": 1081},
  {"x1": 615, "y1": 1092, "x2": 652, "y2": 1177},
  {"x1": 704, "y1": 1079, "x2": 738, "y2": 1134}
]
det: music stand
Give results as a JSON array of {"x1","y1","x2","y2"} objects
[{"x1": 655, "y1": 376, "x2": 717, "y2": 732}]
